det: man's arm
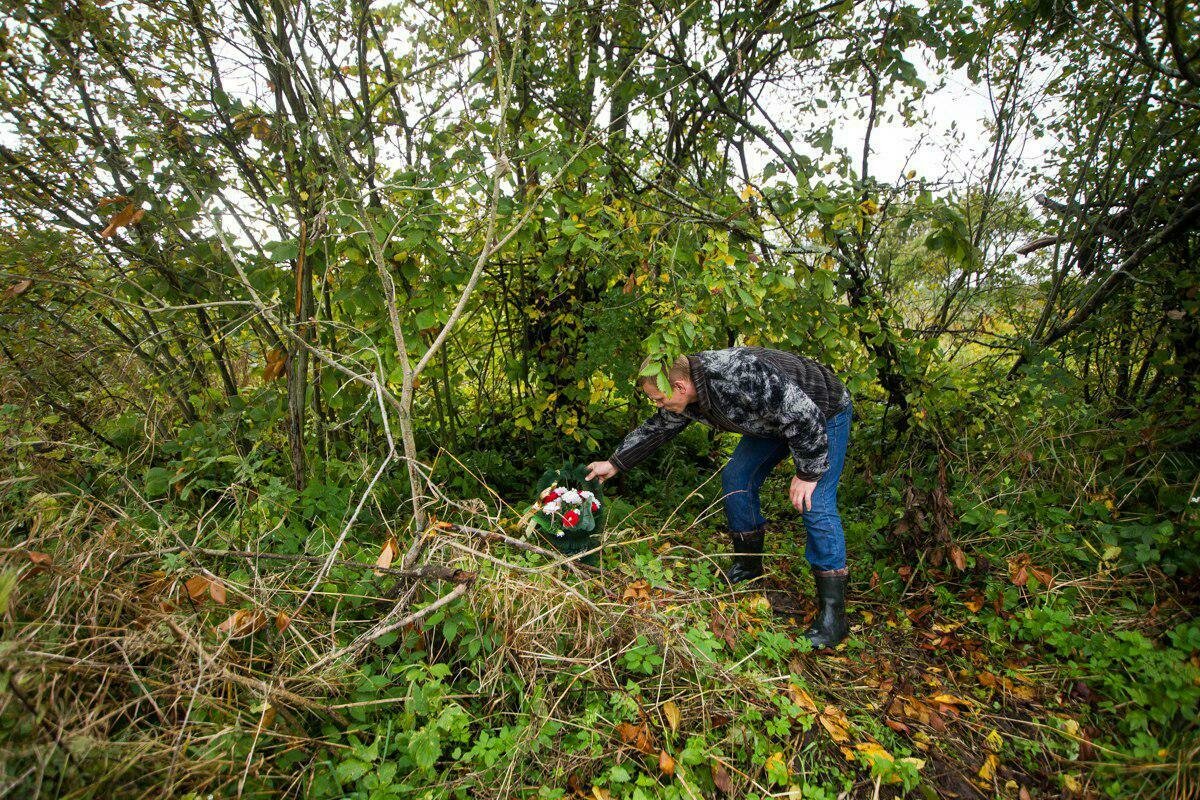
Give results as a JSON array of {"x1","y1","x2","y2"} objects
[
  {"x1": 607, "y1": 409, "x2": 692, "y2": 472},
  {"x1": 777, "y1": 382, "x2": 829, "y2": 481}
]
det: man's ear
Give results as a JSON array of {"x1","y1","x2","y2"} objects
[{"x1": 670, "y1": 378, "x2": 688, "y2": 395}]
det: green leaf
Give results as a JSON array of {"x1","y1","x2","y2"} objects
[
  {"x1": 409, "y1": 727, "x2": 441, "y2": 771},
  {"x1": 336, "y1": 758, "x2": 373, "y2": 784}
]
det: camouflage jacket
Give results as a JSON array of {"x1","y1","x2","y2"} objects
[{"x1": 608, "y1": 347, "x2": 851, "y2": 481}]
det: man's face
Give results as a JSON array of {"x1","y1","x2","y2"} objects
[{"x1": 643, "y1": 381, "x2": 690, "y2": 413}]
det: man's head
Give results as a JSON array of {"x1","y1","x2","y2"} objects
[{"x1": 637, "y1": 354, "x2": 696, "y2": 413}]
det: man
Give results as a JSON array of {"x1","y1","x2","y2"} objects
[{"x1": 586, "y1": 346, "x2": 853, "y2": 648}]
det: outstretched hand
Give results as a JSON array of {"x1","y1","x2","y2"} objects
[
  {"x1": 790, "y1": 476, "x2": 817, "y2": 512},
  {"x1": 586, "y1": 461, "x2": 618, "y2": 483}
]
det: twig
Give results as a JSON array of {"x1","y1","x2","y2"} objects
[{"x1": 304, "y1": 582, "x2": 471, "y2": 674}]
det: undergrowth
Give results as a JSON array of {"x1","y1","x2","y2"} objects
[{"x1": 1, "y1": 383, "x2": 1197, "y2": 799}]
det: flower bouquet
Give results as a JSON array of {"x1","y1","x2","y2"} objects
[{"x1": 529, "y1": 465, "x2": 607, "y2": 565}]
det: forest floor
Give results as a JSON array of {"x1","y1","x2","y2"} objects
[{"x1": 2, "y1": 482, "x2": 1197, "y2": 800}]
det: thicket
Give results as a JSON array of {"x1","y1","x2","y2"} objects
[{"x1": 0, "y1": 0, "x2": 1197, "y2": 796}]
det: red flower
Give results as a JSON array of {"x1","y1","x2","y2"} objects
[
  {"x1": 562, "y1": 510, "x2": 581, "y2": 528},
  {"x1": 591, "y1": 501, "x2": 600, "y2": 512},
  {"x1": 540, "y1": 492, "x2": 556, "y2": 504}
]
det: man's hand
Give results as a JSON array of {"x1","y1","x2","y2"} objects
[
  {"x1": 586, "y1": 461, "x2": 618, "y2": 483},
  {"x1": 790, "y1": 476, "x2": 817, "y2": 512}
]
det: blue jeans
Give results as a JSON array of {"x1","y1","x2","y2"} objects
[{"x1": 720, "y1": 404, "x2": 852, "y2": 571}]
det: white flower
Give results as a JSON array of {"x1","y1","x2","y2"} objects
[
  {"x1": 542, "y1": 500, "x2": 561, "y2": 515},
  {"x1": 559, "y1": 489, "x2": 582, "y2": 505},
  {"x1": 580, "y1": 490, "x2": 595, "y2": 500}
]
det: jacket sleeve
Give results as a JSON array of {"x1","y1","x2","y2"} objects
[
  {"x1": 778, "y1": 381, "x2": 829, "y2": 481},
  {"x1": 608, "y1": 409, "x2": 692, "y2": 472}
]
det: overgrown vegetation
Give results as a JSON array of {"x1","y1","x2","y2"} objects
[{"x1": 1, "y1": 0, "x2": 1197, "y2": 796}]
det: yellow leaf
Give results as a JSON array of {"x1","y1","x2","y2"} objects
[
  {"x1": 786, "y1": 683, "x2": 819, "y2": 715},
  {"x1": 818, "y1": 705, "x2": 851, "y2": 743},
  {"x1": 855, "y1": 742, "x2": 892, "y2": 760},
  {"x1": 592, "y1": 787, "x2": 614, "y2": 800},
  {"x1": 661, "y1": 701, "x2": 681, "y2": 733},
  {"x1": 739, "y1": 185, "x2": 760, "y2": 201},
  {"x1": 1062, "y1": 773, "x2": 1081, "y2": 793},
  {"x1": 978, "y1": 753, "x2": 999, "y2": 782},
  {"x1": 985, "y1": 729, "x2": 1004, "y2": 753},
  {"x1": 765, "y1": 751, "x2": 787, "y2": 780},
  {"x1": 859, "y1": 199, "x2": 879, "y2": 216},
  {"x1": 274, "y1": 610, "x2": 292, "y2": 631}
]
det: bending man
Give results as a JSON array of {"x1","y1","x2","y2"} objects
[{"x1": 586, "y1": 346, "x2": 853, "y2": 648}]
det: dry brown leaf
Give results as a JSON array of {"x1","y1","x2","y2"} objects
[
  {"x1": 100, "y1": 203, "x2": 144, "y2": 238},
  {"x1": 964, "y1": 592, "x2": 985, "y2": 613},
  {"x1": 208, "y1": 579, "x2": 227, "y2": 604},
  {"x1": 3, "y1": 280, "x2": 32, "y2": 301},
  {"x1": 661, "y1": 700, "x2": 681, "y2": 733},
  {"x1": 374, "y1": 535, "x2": 399, "y2": 576},
  {"x1": 1029, "y1": 565, "x2": 1054, "y2": 588},
  {"x1": 1019, "y1": 786, "x2": 1032, "y2": 800},
  {"x1": 263, "y1": 348, "x2": 287, "y2": 381},
  {"x1": 1008, "y1": 553, "x2": 1030, "y2": 587},
  {"x1": 97, "y1": 195, "x2": 130, "y2": 208},
  {"x1": 658, "y1": 750, "x2": 675, "y2": 776},
  {"x1": 711, "y1": 760, "x2": 733, "y2": 794},
  {"x1": 885, "y1": 717, "x2": 910, "y2": 734},
  {"x1": 615, "y1": 722, "x2": 655, "y2": 754},
  {"x1": 591, "y1": 787, "x2": 613, "y2": 800},
  {"x1": 949, "y1": 545, "x2": 967, "y2": 570},
  {"x1": 274, "y1": 610, "x2": 292, "y2": 631},
  {"x1": 28, "y1": 551, "x2": 52, "y2": 566},
  {"x1": 615, "y1": 722, "x2": 640, "y2": 744},
  {"x1": 216, "y1": 608, "x2": 266, "y2": 638},
  {"x1": 185, "y1": 575, "x2": 210, "y2": 602},
  {"x1": 931, "y1": 693, "x2": 971, "y2": 708},
  {"x1": 711, "y1": 610, "x2": 737, "y2": 650}
]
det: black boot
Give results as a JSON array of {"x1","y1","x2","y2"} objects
[
  {"x1": 805, "y1": 572, "x2": 849, "y2": 648},
  {"x1": 725, "y1": 528, "x2": 765, "y2": 584}
]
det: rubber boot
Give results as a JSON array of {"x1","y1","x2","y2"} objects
[
  {"x1": 805, "y1": 572, "x2": 849, "y2": 648},
  {"x1": 725, "y1": 527, "x2": 765, "y2": 584}
]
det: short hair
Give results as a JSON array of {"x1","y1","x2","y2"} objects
[{"x1": 636, "y1": 354, "x2": 691, "y2": 390}]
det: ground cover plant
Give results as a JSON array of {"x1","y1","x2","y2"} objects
[{"x1": 1, "y1": 0, "x2": 1197, "y2": 796}]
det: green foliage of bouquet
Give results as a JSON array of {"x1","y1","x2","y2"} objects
[{"x1": 530, "y1": 465, "x2": 606, "y2": 565}]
